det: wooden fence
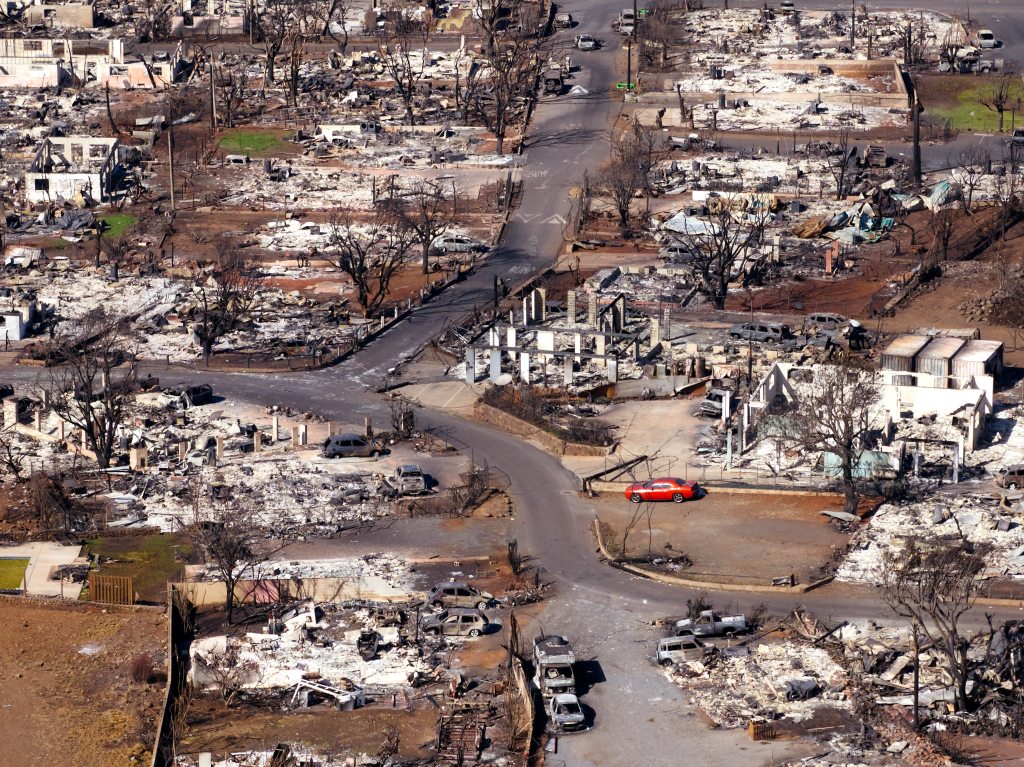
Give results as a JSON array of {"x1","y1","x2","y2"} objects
[{"x1": 89, "y1": 573, "x2": 134, "y2": 605}]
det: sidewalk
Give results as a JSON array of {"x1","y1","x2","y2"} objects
[{"x1": 0, "y1": 541, "x2": 85, "y2": 597}]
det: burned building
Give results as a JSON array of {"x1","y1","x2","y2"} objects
[{"x1": 24, "y1": 136, "x2": 122, "y2": 204}]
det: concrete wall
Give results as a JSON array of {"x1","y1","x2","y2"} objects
[
  {"x1": 24, "y1": 1, "x2": 96, "y2": 28},
  {"x1": 0, "y1": 313, "x2": 26, "y2": 341},
  {"x1": 473, "y1": 401, "x2": 614, "y2": 457}
]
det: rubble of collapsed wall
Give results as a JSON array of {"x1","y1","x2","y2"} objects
[
  {"x1": 635, "y1": 9, "x2": 956, "y2": 132},
  {"x1": 664, "y1": 609, "x2": 1024, "y2": 764}
]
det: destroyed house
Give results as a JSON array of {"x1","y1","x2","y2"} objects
[
  {"x1": 0, "y1": 37, "x2": 75, "y2": 88},
  {"x1": 170, "y1": 0, "x2": 250, "y2": 35},
  {"x1": 23, "y1": 0, "x2": 96, "y2": 28},
  {"x1": 25, "y1": 137, "x2": 121, "y2": 204},
  {"x1": 0, "y1": 38, "x2": 179, "y2": 89}
]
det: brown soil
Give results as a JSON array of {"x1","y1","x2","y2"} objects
[
  {"x1": 876, "y1": 216, "x2": 1024, "y2": 366},
  {"x1": 0, "y1": 601, "x2": 167, "y2": 767},
  {"x1": 594, "y1": 491, "x2": 849, "y2": 585},
  {"x1": 181, "y1": 700, "x2": 439, "y2": 760}
]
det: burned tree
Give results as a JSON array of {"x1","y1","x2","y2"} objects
[
  {"x1": 253, "y1": 0, "x2": 291, "y2": 89},
  {"x1": 790, "y1": 363, "x2": 881, "y2": 514},
  {"x1": 882, "y1": 539, "x2": 992, "y2": 712},
  {"x1": 212, "y1": 54, "x2": 261, "y2": 128},
  {"x1": 596, "y1": 123, "x2": 658, "y2": 233},
  {"x1": 46, "y1": 309, "x2": 138, "y2": 470},
  {"x1": 671, "y1": 204, "x2": 769, "y2": 309},
  {"x1": 190, "y1": 502, "x2": 274, "y2": 625},
  {"x1": 386, "y1": 178, "x2": 456, "y2": 275},
  {"x1": 927, "y1": 207, "x2": 957, "y2": 267},
  {"x1": 824, "y1": 128, "x2": 855, "y2": 201},
  {"x1": 325, "y1": 212, "x2": 416, "y2": 317},
  {"x1": 190, "y1": 249, "x2": 263, "y2": 360},
  {"x1": 323, "y1": 0, "x2": 354, "y2": 52},
  {"x1": 471, "y1": 0, "x2": 508, "y2": 55},
  {"x1": 376, "y1": 14, "x2": 433, "y2": 126},
  {"x1": 952, "y1": 147, "x2": 989, "y2": 214},
  {"x1": 472, "y1": 28, "x2": 549, "y2": 155},
  {"x1": 980, "y1": 75, "x2": 1023, "y2": 134}
]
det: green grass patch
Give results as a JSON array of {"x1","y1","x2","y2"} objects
[
  {"x1": 925, "y1": 81, "x2": 1019, "y2": 134},
  {"x1": 0, "y1": 557, "x2": 29, "y2": 589},
  {"x1": 219, "y1": 129, "x2": 291, "y2": 156},
  {"x1": 83, "y1": 534, "x2": 191, "y2": 604},
  {"x1": 100, "y1": 213, "x2": 138, "y2": 240}
]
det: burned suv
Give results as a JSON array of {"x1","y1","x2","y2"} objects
[
  {"x1": 425, "y1": 581, "x2": 493, "y2": 610},
  {"x1": 421, "y1": 608, "x2": 490, "y2": 638}
]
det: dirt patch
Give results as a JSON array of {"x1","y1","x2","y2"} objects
[
  {"x1": 180, "y1": 700, "x2": 438, "y2": 760},
  {"x1": 0, "y1": 601, "x2": 167, "y2": 767},
  {"x1": 878, "y1": 216, "x2": 1024, "y2": 366},
  {"x1": 594, "y1": 491, "x2": 849, "y2": 585}
]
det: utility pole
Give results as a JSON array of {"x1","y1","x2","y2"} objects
[
  {"x1": 208, "y1": 57, "x2": 217, "y2": 130},
  {"x1": 912, "y1": 624, "x2": 921, "y2": 731},
  {"x1": 911, "y1": 85, "x2": 922, "y2": 188},
  {"x1": 850, "y1": 0, "x2": 856, "y2": 48},
  {"x1": 168, "y1": 128, "x2": 176, "y2": 212},
  {"x1": 626, "y1": 38, "x2": 632, "y2": 92}
]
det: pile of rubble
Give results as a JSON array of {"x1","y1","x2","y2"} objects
[
  {"x1": 836, "y1": 496, "x2": 1024, "y2": 583},
  {"x1": 189, "y1": 597, "x2": 434, "y2": 696},
  {"x1": 666, "y1": 640, "x2": 850, "y2": 728}
]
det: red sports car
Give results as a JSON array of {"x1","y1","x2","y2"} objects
[{"x1": 624, "y1": 477, "x2": 701, "y2": 503}]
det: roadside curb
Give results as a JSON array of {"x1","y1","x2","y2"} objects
[
  {"x1": 589, "y1": 480, "x2": 844, "y2": 498},
  {"x1": 591, "y1": 517, "x2": 834, "y2": 595}
]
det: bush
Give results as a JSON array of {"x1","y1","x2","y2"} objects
[{"x1": 129, "y1": 652, "x2": 156, "y2": 684}]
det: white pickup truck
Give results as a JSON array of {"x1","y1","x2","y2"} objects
[{"x1": 674, "y1": 610, "x2": 747, "y2": 637}]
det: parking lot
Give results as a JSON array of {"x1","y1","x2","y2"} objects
[{"x1": 593, "y1": 489, "x2": 850, "y2": 586}]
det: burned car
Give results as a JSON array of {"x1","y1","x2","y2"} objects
[
  {"x1": 421, "y1": 608, "x2": 490, "y2": 638},
  {"x1": 425, "y1": 581, "x2": 493, "y2": 610},
  {"x1": 548, "y1": 693, "x2": 587, "y2": 732}
]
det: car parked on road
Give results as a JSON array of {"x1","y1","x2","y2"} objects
[
  {"x1": 421, "y1": 608, "x2": 490, "y2": 637},
  {"x1": 977, "y1": 29, "x2": 998, "y2": 48},
  {"x1": 575, "y1": 33, "x2": 597, "y2": 50},
  {"x1": 729, "y1": 321, "x2": 791, "y2": 343},
  {"x1": 624, "y1": 477, "x2": 700, "y2": 503},
  {"x1": 424, "y1": 581, "x2": 493, "y2": 610},
  {"x1": 1010, "y1": 128, "x2": 1024, "y2": 146},
  {"x1": 322, "y1": 433, "x2": 382, "y2": 459},
  {"x1": 554, "y1": 11, "x2": 573, "y2": 28},
  {"x1": 548, "y1": 693, "x2": 587, "y2": 732},
  {"x1": 432, "y1": 235, "x2": 487, "y2": 254}
]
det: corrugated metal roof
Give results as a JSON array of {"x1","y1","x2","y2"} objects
[
  {"x1": 881, "y1": 334, "x2": 931, "y2": 358},
  {"x1": 954, "y1": 339, "x2": 1002, "y2": 363},
  {"x1": 918, "y1": 337, "x2": 965, "y2": 361}
]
